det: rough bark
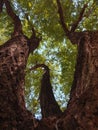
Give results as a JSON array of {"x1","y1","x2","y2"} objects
[
  {"x1": 0, "y1": 35, "x2": 34, "y2": 130},
  {"x1": 54, "y1": 1, "x2": 98, "y2": 129},
  {"x1": 0, "y1": 1, "x2": 40, "y2": 130},
  {"x1": 56, "y1": 31, "x2": 98, "y2": 130},
  {"x1": 4, "y1": 0, "x2": 23, "y2": 36}
]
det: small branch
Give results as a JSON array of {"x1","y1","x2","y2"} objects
[
  {"x1": 70, "y1": 3, "x2": 88, "y2": 32},
  {"x1": 29, "y1": 64, "x2": 49, "y2": 72},
  {"x1": 56, "y1": 0, "x2": 69, "y2": 36},
  {"x1": 4, "y1": 0, "x2": 23, "y2": 36},
  {"x1": 84, "y1": 2, "x2": 95, "y2": 18}
]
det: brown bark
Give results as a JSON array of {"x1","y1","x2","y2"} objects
[
  {"x1": 55, "y1": 31, "x2": 98, "y2": 130},
  {"x1": 55, "y1": 2, "x2": 98, "y2": 130},
  {"x1": 0, "y1": 1, "x2": 40, "y2": 130},
  {"x1": 0, "y1": 35, "x2": 34, "y2": 130},
  {"x1": 4, "y1": 0, "x2": 23, "y2": 36}
]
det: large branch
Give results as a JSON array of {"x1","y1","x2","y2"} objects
[
  {"x1": 71, "y1": 3, "x2": 88, "y2": 32},
  {"x1": 56, "y1": 0, "x2": 69, "y2": 36},
  {"x1": 4, "y1": 0, "x2": 23, "y2": 36},
  {"x1": 56, "y1": 0, "x2": 89, "y2": 44}
]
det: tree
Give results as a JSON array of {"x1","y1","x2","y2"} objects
[{"x1": 0, "y1": 0, "x2": 98, "y2": 130}]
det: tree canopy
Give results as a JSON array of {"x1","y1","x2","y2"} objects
[{"x1": 0, "y1": 0, "x2": 98, "y2": 117}]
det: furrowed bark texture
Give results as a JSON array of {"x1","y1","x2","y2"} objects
[
  {"x1": 56, "y1": 31, "x2": 98, "y2": 130},
  {"x1": 0, "y1": 1, "x2": 40, "y2": 129},
  {"x1": 0, "y1": 35, "x2": 36, "y2": 130}
]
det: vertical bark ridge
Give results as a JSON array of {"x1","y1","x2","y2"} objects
[{"x1": 70, "y1": 31, "x2": 98, "y2": 99}]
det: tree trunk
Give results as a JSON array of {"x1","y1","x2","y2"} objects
[
  {"x1": 56, "y1": 31, "x2": 98, "y2": 130},
  {"x1": 0, "y1": 35, "x2": 36, "y2": 130},
  {"x1": 0, "y1": 1, "x2": 40, "y2": 129}
]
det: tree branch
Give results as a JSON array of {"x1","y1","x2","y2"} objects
[
  {"x1": 4, "y1": 0, "x2": 23, "y2": 36},
  {"x1": 56, "y1": 0, "x2": 69, "y2": 36},
  {"x1": 29, "y1": 64, "x2": 49, "y2": 72},
  {"x1": 83, "y1": 2, "x2": 95, "y2": 18},
  {"x1": 71, "y1": 3, "x2": 88, "y2": 32}
]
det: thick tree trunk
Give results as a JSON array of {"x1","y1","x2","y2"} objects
[
  {"x1": 0, "y1": 35, "x2": 35, "y2": 130},
  {"x1": 56, "y1": 31, "x2": 98, "y2": 130},
  {"x1": 0, "y1": 1, "x2": 40, "y2": 129}
]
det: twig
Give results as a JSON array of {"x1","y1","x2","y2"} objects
[
  {"x1": 29, "y1": 64, "x2": 49, "y2": 72},
  {"x1": 71, "y1": 3, "x2": 88, "y2": 32},
  {"x1": 84, "y1": 2, "x2": 95, "y2": 18}
]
